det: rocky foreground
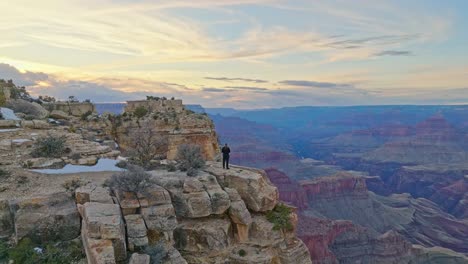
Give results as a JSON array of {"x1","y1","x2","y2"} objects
[{"x1": 0, "y1": 163, "x2": 312, "y2": 263}]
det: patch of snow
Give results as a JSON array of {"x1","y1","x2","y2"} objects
[
  {"x1": 0, "y1": 107, "x2": 21, "y2": 120},
  {"x1": 0, "y1": 128, "x2": 21, "y2": 133},
  {"x1": 30, "y1": 158, "x2": 125, "y2": 174}
]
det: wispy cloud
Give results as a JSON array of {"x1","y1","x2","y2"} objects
[
  {"x1": 374, "y1": 50, "x2": 412, "y2": 56},
  {"x1": 278, "y1": 80, "x2": 354, "y2": 89},
  {"x1": 205, "y1": 77, "x2": 268, "y2": 83}
]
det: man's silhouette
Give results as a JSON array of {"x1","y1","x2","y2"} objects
[{"x1": 221, "y1": 143, "x2": 231, "y2": 169}]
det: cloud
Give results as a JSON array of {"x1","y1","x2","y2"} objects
[
  {"x1": 224, "y1": 86, "x2": 269, "y2": 91},
  {"x1": 0, "y1": 63, "x2": 48, "y2": 86},
  {"x1": 205, "y1": 77, "x2": 268, "y2": 83},
  {"x1": 374, "y1": 50, "x2": 412, "y2": 56},
  {"x1": 278, "y1": 80, "x2": 354, "y2": 89},
  {"x1": 203, "y1": 88, "x2": 227, "y2": 93}
]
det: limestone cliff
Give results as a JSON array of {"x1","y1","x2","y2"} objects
[
  {"x1": 75, "y1": 99, "x2": 219, "y2": 161},
  {"x1": 0, "y1": 163, "x2": 312, "y2": 264}
]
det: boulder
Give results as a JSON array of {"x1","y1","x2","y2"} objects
[
  {"x1": 137, "y1": 184, "x2": 172, "y2": 207},
  {"x1": 49, "y1": 110, "x2": 70, "y2": 120},
  {"x1": 229, "y1": 200, "x2": 252, "y2": 225},
  {"x1": 82, "y1": 237, "x2": 116, "y2": 264},
  {"x1": 0, "y1": 119, "x2": 18, "y2": 128},
  {"x1": 183, "y1": 178, "x2": 204, "y2": 193},
  {"x1": 23, "y1": 157, "x2": 65, "y2": 169},
  {"x1": 115, "y1": 190, "x2": 140, "y2": 215},
  {"x1": 129, "y1": 253, "x2": 150, "y2": 264},
  {"x1": 81, "y1": 202, "x2": 127, "y2": 262},
  {"x1": 125, "y1": 214, "x2": 149, "y2": 251},
  {"x1": 75, "y1": 184, "x2": 113, "y2": 205},
  {"x1": 174, "y1": 218, "x2": 231, "y2": 253},
  {"x1": 207, "y1": 188, "x2": 231, "y2": 215},
  {"x1": 141, "y1": 204, "x2": 177, "y2": 236},
  {"x1": 249, "y1": 215, "x2": 283, "y2": 247},
  {"x1": 77, "y1": 156, "x2": 98, "y2": 166},
  {"x1": 20, "y1": 120, "x2": 49, "y2": 129},
  {"x1": 13, "y1": 192, "x2": 81, "y2": 243},
  {"x1": 205, "y1": 165, "x2": 278, "y2": 212},
  {"x1": 276, "y1": 239, "x2": 313, "y2": 264}
]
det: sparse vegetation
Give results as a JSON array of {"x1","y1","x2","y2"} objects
[
  {"x1": 104, "y1": 165, "x2": 153, "y2": 193},
  {"x1": 266, "y1": 203, "x2": 293, "y2": 232},
  {"x1": 80, "y1": 110, "x2": 93, "y2": 121},
  {"x1": 68, "y1": 96, "x2": 79, "y2": 102},
  {"x1": 176, "y1": 144, "x2": 205, "y2": 176},
  {"x1": 31, "y1": 135, "x2": 66, "y2": 158},
  {"x1": 38, "y1": 95, "x2": 56, "y2": 103},
  {"x1": 127, "y1": 121, "x2": 168, "y2": 169},
  {"x1": 115, "y1": 160, "x2": 128, "y2": 169},
  {"x1": 134, "y1": 106, "x2": 148, "y2": 119},
  {"x1": 3, "y1": 238, "x2": 84, "y2": 264},
  {"x1": 167, "y1": 163, "x2": 177, "y2": 172},
  {"x1": 62, "y1": 178, "x2": 84, "y2": 194},
  {"x1": 146, "y1": 96, "x2": 160, "y2": 101}
]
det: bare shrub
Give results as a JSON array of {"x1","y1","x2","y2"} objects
[
  {"x1": 127, "y1": 122, "x2": 168, "y2": 169},
  {"x1": 31, "y1": 135, "x2": 66, "y2": 158},
  {"x1": 105, "y1": 165, "x2": 153, "y2": 193},
  {"x1": 176, "y1": 144, "x2": 205, "y2": 176},
  {"x1": 62, "y1": 178, "x2": 85, "y2": 194}
]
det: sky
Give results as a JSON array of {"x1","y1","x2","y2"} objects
[{"x1": 0, "y1": 0, "x2": 467, "y2": 108}]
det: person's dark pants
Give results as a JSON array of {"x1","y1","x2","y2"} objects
[{"x1": 223, "y1": 155, "x2": 230, "y2": 169}]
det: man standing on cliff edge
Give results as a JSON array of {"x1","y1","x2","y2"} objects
[{"x1": 222, "y1": 143, "x2": 231, "y2": 169}]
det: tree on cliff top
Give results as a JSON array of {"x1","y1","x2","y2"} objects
[{"x1": 127, "y1": 121, "x2": 169, "y2": 169}]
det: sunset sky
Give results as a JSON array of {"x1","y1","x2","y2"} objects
[{"x1": 1, "y1": 0, "x2": 467, "y2": 108}]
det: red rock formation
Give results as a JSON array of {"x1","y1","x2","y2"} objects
[
  {"x1": 297, "y1": 215, "x2": 356, "y2": 264},
  {"x1": 265, "y1": 168, "x2": 308, "y2": 209},
  {"x1": 299, "y1": 172, "x2": 368, "y2": 200}
]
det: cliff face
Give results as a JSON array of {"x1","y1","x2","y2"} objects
[
  {"x1": 111, "y1": 100, "x2": 219, "y2": 161},
  {"x1": 265, "y1": 169, "x2": 468, "y2": 263}
]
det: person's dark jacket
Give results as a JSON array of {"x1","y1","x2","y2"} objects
[{"x1": 222, "y1": 146, "x2": 231, "y2": 157}]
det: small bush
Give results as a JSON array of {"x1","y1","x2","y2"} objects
[
  {"x1": 238, "y1": 249, "x2": 247, "y2": 257},
  {"x1": 144, "y1": 242, "x2": 166, "y2": 264},
  {"x1": 176, "y1": 144, "x2": 205, "y2": 176},
  {"x1": 167, "y1": 163, "x2": 177, "y2": 172},
  {"x1": 266, "y1": 203, "x2": 293, "y2": 231},
  {"x1": 31, "y1": 135, "x2": 66, "y2": 158},
  {"x1": 105, "y1": 165, "x2": 153, "y2": 193},
  {"x1": 115, "y1": 160, "x2": 128, "y2": 169},
  {"x1": 80, "y1": 111, "x2": 93, "y2": 121},
  {"x1": 62, "y1": 178, "x2": 84, "y2": 193},
  {"x1": 134, "y1": 106, "x2": 148, "y2": 119}
]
